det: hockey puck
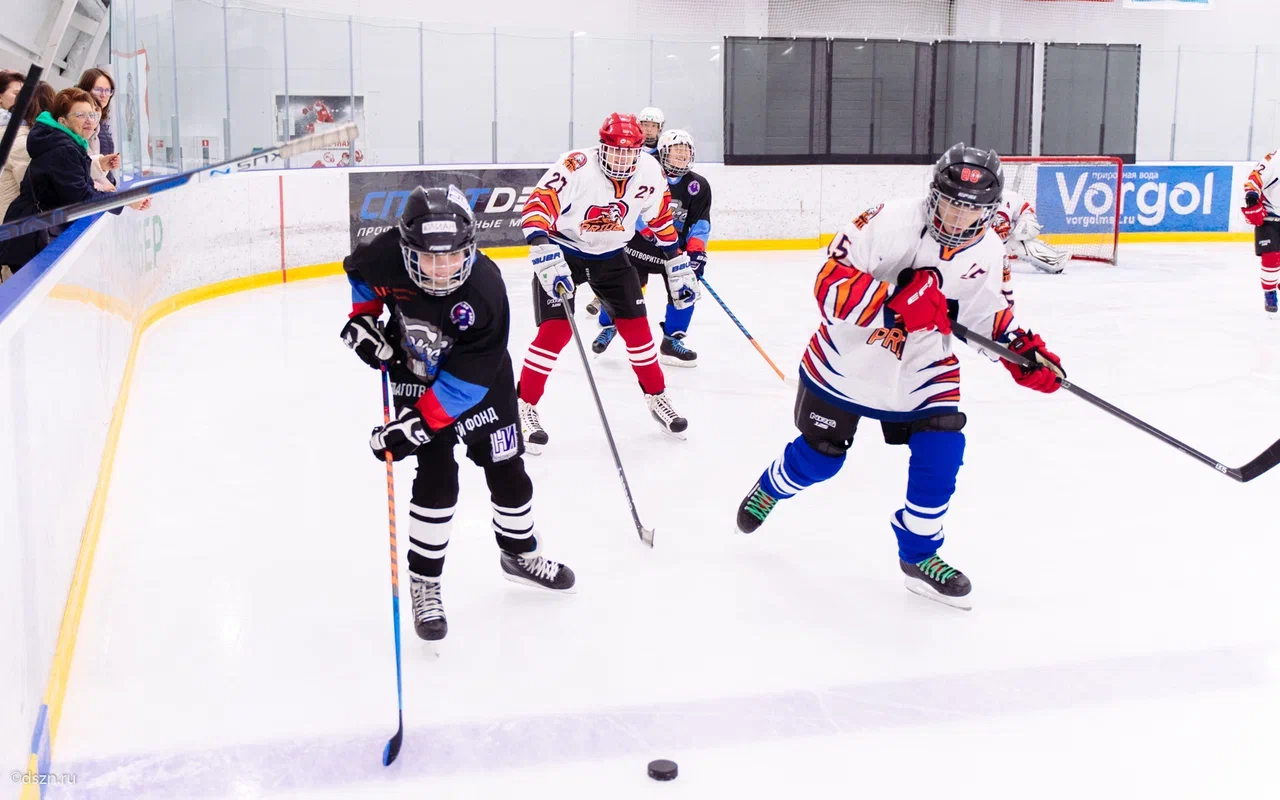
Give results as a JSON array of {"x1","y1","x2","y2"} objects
[{"x1": 647, "y1": 759, "x2": 678, "y2": 781}]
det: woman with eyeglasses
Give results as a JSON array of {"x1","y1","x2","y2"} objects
[
  {"x1": 77, "y1": 68, "x2": 119, "y2": 188},
  {"x1": 0, "y1": 88, "x2": 149, "y2": 278}
]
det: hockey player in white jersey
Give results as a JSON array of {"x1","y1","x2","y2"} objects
[
  {"x1": 993, "y1": 188, "x2": 1070, "y2": 274},
  {"x1": 1242, "y1": 150, "x2": 1280, "y2": 315},
  {"x1": 637, "y1": 107, "x2": 664, "y2": 155},
  {"x1": 517, "y1": 112, "x2": 697, "y2": 451},
  {"x1": 734, "y1": 144, "x2": 1067, "y2": 610}
]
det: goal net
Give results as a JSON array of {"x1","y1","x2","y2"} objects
[{"x1": 1001, "y1": 156, "x2": 1123, "y2": 265}]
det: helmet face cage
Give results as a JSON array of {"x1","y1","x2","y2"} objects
[
  {"x1": 598, "y1": 143, "x2": 642, "y2": 179},
  {"x1": 925, "y1": 190, "x2": 999, "y2": 248},
  {"x1": 657, "y1": 130, "x2": 695, "y2": 178},
  {"x1": 926, "y1": 145, "x2": 1004, "y2": 248},
  {"x1": 638, "y1": 107, "x2": 665, "y2": 147},
  {"x1": 401, "y1": 241, "x2": 476, "y2": 296}
]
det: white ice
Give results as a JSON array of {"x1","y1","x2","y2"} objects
[{"x1": 50, "y1": 245, "x2": 1280, "y2": 799}]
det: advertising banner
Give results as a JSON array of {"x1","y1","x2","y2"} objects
[
  {"x1": 275, "y1": 95, "x2": 366, "y2": 168},
  {"x1": 1033, "y1": 164, "x2": 1233, "y2": 235},
  {"x1": 348, "y1": 168, "x2": 544, "y2": 250}
]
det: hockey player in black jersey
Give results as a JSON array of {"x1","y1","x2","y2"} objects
[
  {"x1": 593, "y1": 129, "x2": 711, "y2": 367},
  {"x1": 341, "y1": 184, "x2": 575, "y2": 642}
]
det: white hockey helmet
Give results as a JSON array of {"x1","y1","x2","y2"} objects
[
  {"x1": 637, "y1": 106, "x2": 665, "y2": 147},
  {"x1": 657, "y1": 129, "x2": 695, "y2": 178}
]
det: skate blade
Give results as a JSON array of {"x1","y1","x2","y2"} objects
[
  {"x1": 524, "y1": 440, "x2": 545, "y2": 456},
  {"x1": 502, "y1": 572, "x2": 578, "y2": 595},
  {"x1": 904, "y1": 577, "x2": 972, "y2": 611},
  {"x1": 660, "y1": 426, "x2": 688, "y2": 441},
  {"x1": 659, "y1": 355, "x2": 698, "y2": 368}
]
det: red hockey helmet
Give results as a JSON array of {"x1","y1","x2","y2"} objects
[{"x1": 598, "y1": 112, "x2": 644, "y2": 179}]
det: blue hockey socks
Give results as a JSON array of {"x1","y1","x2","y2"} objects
[
  {"x1": 662, "y1": 302, "x2": 695, "y2": 338},
  {"x1": 759, "y1": 436, "x2": 845, "y2": 499},
  {"x1": 891, "y1": 430, "x2": 965, "y2": 563}
]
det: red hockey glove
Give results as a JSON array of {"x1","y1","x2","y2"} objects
[
  {"x1": 1002, "y1": 331, "x2": 1065, "y2": 393},
  {"x1": 1243, "y1": 192, "x2": 1267, "y2": 227},
  {"x1": 887, "y1": 268, "x2": 951, "y2": 335}
]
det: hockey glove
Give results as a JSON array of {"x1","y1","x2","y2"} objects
[
  {"x1": 1002, "y1": 330, "x2": 1065, "y2": 394},
  {"x1": 531, "y1": 243, "x2": 574, "y2": 299},
  {"x1": 664, "y1": 253, "x2": 701, "y2": 310},
  {"x1": 688, "y1": 250, "x2": 707, "y2": 279},
  {"x1": 1243, "y1": 192, "x2": 1267, "y2": 227},
  {"x1": 370, "y1": 406, "x2": 432, "y2": 462},
  {"x1": 1011, "y1": 212, "x2": 1043, "y2": 242},
  {"x1": 887, "y1": 268, "x2": 951, "y2": 335},
  {"x1": 341, "y1": 314, "x2": 394, "y2": 369}
]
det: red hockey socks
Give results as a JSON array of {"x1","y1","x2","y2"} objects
[
  {"x1": 519, "y1": 319, "x2": 572, "y2": 405},
  {"x1": 1261, "y1": 252, "x2": 1280, "y2": 292},
  {"x1": 615, "y1": 317, "x2": 665, "y2": 395}
]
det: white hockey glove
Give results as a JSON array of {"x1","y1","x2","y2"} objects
[
  {"x1": 341, "y1": 314, "x2": 395, "y2": 370},
  {"x1": 370, "y1": 406, "x2": 432, "y2": 462},
  {"x1": 1010, "y1": 212, "x2": 1043, "y2": 242},
  {"x1": 531, "y1": 243, "x2": 574, "y2": 299},
  {"x1": 1014, "y1": 237, "x2": 1070, "y2": 274},
  {"x1": 664, "y1": 253, "x2": 701, "y2": 310}
]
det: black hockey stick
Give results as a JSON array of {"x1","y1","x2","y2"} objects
[
  {"x1": 556, "y1": 284, "x2": 656, "y2": 546},
  {"x1": 0, "y1": 123, "x2": 358, "y2": 243},
  {"x1": 0, "y1": 64, "x2": 44, "y2": 172},
  {"x1": 954, "y1": 321, "x2": 1280, "y2": 483}
]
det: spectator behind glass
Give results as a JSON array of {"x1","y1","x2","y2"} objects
[
  {"x1": 0, "y1": 69, "x2": 22, "y2": 128},
  {"x1": 0, "y1": 88, "x2": 149, "y2": 277},
  {"x1": 0, "y1": 81, "x2": 56, "y2": 217},
  {"x1": 77, "y1": 68, "x2": 118, "y2": 187}
]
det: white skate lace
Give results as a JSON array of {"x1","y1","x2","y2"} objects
[
  {"x1": 648, "y1": 392, "x2": 681, "y2": 424},
  {"x1": 410, "y1": 578, "x2": 443, "y2": 621},
  {"x1": 521, "y1": 554, "x2": 561, "y2": 582},
  {"x1": 520, "y1": 401, "x2": 544, "y2": 434}
]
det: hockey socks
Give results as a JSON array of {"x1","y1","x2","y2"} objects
[
  {"x1": 614, "y1": 316, "x2": 665, "y2": 395},
  {"x1": 407, "y1": 502, "x2": 452, "y2": 579},
  {"x1": 760, "y1": 436, "x2": 845, "y2": 499},
  {"x1": 1262, "y1": 252, "x2": 1280, "y2": 293},
  {"x1": 662, "y1": 302, "x2": 694, "y2": 338},
  {"x1": 519, "y1": 319, "x2": 573, "y2": 405},
  {"x1": 891, "y1": 430, "x2": 964, "y2": 563}
]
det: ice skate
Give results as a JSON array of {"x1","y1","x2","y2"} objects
[
  {"x1": 659, "y1": 333, "x2": 698, "y2": 367},
  {"x1": 735, "y1": 482, "x2": 779, "y2": 534},
  {"x1": 646, "y1": 391, "x2": 688, "y2": 439},
  {"x1": 1265, "y1": 289, "x2": 1278, "y2": 316},
  {"x1": 519, "y1": 399, "x2": 548, "y2": 455},
  {"x1": 592, "y1": 325, "x2": 618, "y2": 355},
  {"x1": 501, "y1": 547, "x2": 576, "y2": 592},
  {"x1": 409, "y1": 573, "x2": 448, "y2": 641},
  {"x1": 900, "y1": 554, "x2": 972, "y2": 611}
]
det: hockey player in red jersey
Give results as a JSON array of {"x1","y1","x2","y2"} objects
[
  {"x1": 1242, "y1": 151, "x2": 1280, "y2": 315},
  {"x1": 516, "y1": 113, "x2": 697, "y2": 452}
]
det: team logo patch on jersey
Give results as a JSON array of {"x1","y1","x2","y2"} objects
[
  {"x1": 490, "y1": 424, "x2": 520, "y2": 462},
  {"x1": 398, "y1": 314, "x2": 453, "y2": 381},
  {"x1": 853, "y1": 204, "x2": 884, "y2": 230},
  {"x1": 580, "y1": 201, "x2": 630, "y2": 234},
  {"x1": 687, "y1": 180, "x2": 701, "y2": 196},
  {"x1": 562, "y1": 151, "x2": 588, "y2": 171},
  {"x1": 450, "y1": 301, "x2": 476, "y2": 330}
]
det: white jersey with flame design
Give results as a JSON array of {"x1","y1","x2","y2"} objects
[
  {"x1": 993, "y1": 188, "x2": 1035, "y2": 243},
  {"x1": 801, "y1": 198, "x2": 1020, "y2": 421},
  {"x1": 1244, "y1": 150, "x2": 1280, "y2": 215},
  {"x1": 521, "y1": 148, "x2": 677, "y2": 257}
]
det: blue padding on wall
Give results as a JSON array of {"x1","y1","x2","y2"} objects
[{"x1": 0, "y1": 216, "x2": 99, "y2": 325}]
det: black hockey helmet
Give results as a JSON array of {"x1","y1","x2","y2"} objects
[
  {"x1": 398, "y1": 184, "x2": 477, "y2": 296},
  {"x1": 926, "y1": 143, "x2": 1004, "y2": 248}
]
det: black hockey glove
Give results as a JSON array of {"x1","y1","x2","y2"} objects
[
  {"x1": 370, "y1": 406, "x2": 432, "y2": 462},
  {"x1": 688, "y1": 250, "x2": 707, "y2": 279},
  {"x1": 341, "y1": 314, "x2": 394, "y2": 369}
]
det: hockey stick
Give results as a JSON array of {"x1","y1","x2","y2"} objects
[
  {"x1": 954, "y1": 321, "x2": 1280, "y2": 483},
  {"x1": 0, "y1": 123, "x2": 358, "y2": 242},
  {"x1": 556, "y1": 284, "x2": 656, "y2": 546},
  {"x1": 378, "y1": 365, "x2": 405, "y2": 765},
  {"x1": 699, "y1": 276, "x2": 795, "y2": 386},
  {"x1": 0, "y1": 64, "x2": 44, "y2": 172}
]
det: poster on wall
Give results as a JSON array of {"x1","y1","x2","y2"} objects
[
  {"x1": 274, "y1": 95, "x2": 366, "y2": 168},
  {"x1": 111, "y1": 47, "x2": 151, "y2": 175},
  {"x1": 1033, "y1": 164, "x2": 1232, "y2": 236},
  {"x1": 1124, "y1": 0, "x2": 1211, "y2": 9},
  {"x1": 348, "y1": 169, "x2": 544, "y2": 251}
]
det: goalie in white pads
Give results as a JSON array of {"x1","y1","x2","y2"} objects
[
  {"x1": 734, "y1": 144, "x2": 1067, "y2": 610},
  {"x1": 994, "y1": 189, "x2": 1070, "y2": 274}
]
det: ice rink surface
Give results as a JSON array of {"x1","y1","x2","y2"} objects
[{"x1": 48, "y1": 244, "x2": 1279, "y2": 799}]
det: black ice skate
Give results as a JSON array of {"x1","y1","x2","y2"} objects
[
  {"x1": 900, "y1": 555, "x2": 972, "y2": 611},
  {"x1": 659, "y1": 333, "x2": 698, "y2": 368},
  {"x1": 736, "y1": 482, "x2": 779, "y2": 534},
  {"x1": 592, "y1": 325, "x2": 618, "y2": 355},
  {"x1": 409, "y1": 573, "x2": 447, "y2": 641},
  {"x1": 585, "y1": 296, "x2": 601, "y2": 316},
  {"x1": 501, "y1": 549, "x2": 576, "y2": 592},
  {"x1": 519, "y1": 399, "x2": 548, "y2": 455},
  {"x1": 1265, "y1": 289, "x2": 1278, "y2": 315},
  {"x1": 646, "y1": 391, "x2": 688, "y2": 439}
]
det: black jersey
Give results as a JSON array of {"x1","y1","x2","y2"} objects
[
  {"x1": 629, "y1": 169, "x2": 712, "y2": 257},
  {"x1": 344, "y1": 227, "x2": 512, "y2": 431}
]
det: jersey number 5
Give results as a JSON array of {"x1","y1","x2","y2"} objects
[{"x1": 829, "y1": 233, "x2": 851, "y2": 261}]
